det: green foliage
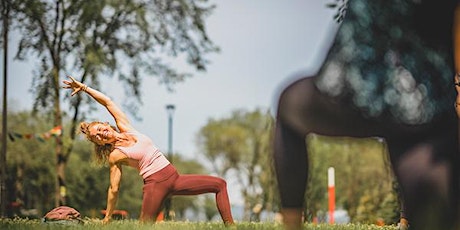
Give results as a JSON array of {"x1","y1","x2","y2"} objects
[
  {"x1": 202, "y1": 196, "x2": 218, "y2": 221},
  {"x1": 306, "y1": 135, "x2": 400, "y2": 224},
  {"x1": 5, "y1": 111, "x2": 57, "y2": 215},
  {"x1": 7, "y1": 0, "x2": 219, "y2": 114},
  {"x1": 3, "y1": 0, "x2": 220, "y2": 207},
  {"x1": 196, "y1": 108, "x2": 278, "y2": 220}
]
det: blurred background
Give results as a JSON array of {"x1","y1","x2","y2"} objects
[{"x1": 0, "y1": 0, "x2": 415, "y2": 225}]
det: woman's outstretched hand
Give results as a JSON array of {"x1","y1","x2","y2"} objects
[{"x1": 62, "y1": 75, "x2": 87, "y2": 96}]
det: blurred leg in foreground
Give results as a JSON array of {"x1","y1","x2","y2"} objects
[{"x1": 273, "y1": 77, "x2": 459, "y2": 230}]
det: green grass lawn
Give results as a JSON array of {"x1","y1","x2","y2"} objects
[{"x1": 0, "y1": 218, "x2": 400, "y2": 230}]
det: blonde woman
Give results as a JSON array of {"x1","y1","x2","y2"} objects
[{"x1": 63, "y1": 76, "x2": 234, "y2": 225}]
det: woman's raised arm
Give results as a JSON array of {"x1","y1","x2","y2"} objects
[{"x1": 62, "y1": 75, "x2": 134, "y2": 132}]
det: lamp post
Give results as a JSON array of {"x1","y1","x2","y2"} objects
[
  {"x1": 166, "y1": 104, "x2": 175, "y2": 162},
  {"x1": 164, "y1": 104, "x2": 175, "y2": 220}
]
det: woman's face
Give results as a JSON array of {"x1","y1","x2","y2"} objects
[{"x1": 88, "y1": 123, "x2": 115, "y2": 145}]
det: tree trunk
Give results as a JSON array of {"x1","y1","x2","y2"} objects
[
  {"x1": 0, "y1": 0, "x2": 10, "y2": 217},
  {"x1": 52, "y1": 65, "x2": 65, "y2": 207}
]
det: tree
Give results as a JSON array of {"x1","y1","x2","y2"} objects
[
  {"x1": 196, "y1": 108, "x2": 278, "y2": 220},
  {"x1": 306, "y1": 135, "x2": 399, "y2": 224},
  {"x1": 0, "y1": 0, "x2": 10, "y2": 217},
  {"x1": 5, "y1": 109, "x2": 57, "y2": 217},
  {"x1": 4, "y1": 0, "x2": 218, "y2": 206}
]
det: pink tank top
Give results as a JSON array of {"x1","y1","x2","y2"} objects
[{"x1": 115, "y1": 131, "x2": 170, "y2": 179}]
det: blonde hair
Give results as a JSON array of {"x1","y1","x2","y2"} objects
[{"x1": 80, "y1": 121, "x2": 118, "y2": 164}]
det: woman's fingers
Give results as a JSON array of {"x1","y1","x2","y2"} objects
[
  {"x1": 62, "y1": 76, "x2": 80, "y2": 96},
  {"x1": 62, "y1": 75, "x2": 85, "y2": 96},
  {"x1": 62, "y1": 77, "x2": 80, "y2": 87},
  {"x1": 63, "y1": 75, "x2": 77, "y2": 85}
]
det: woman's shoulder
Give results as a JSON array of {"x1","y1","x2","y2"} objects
[
  {"x1": 123, "y1": 130, "x2": 151, "y2": 141},
  {"x1": 108, "y1": 148, "x2": 128, "y2": 164},
  {"x1": 122, "y1": 129, "x2": 142, "y2": 136}
]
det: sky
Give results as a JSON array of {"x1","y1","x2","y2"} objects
[{"x1": 1, "y1": 0, "x2": 339, "y2": 207}]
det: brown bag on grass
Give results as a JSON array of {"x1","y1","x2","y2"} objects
[{"x1": 43, "y1": 206, "x2": 83, "y2": 224}]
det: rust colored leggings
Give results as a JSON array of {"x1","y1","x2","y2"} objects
[{"x1": 140, "y1": 164, "x2": 234, "y2": 225}]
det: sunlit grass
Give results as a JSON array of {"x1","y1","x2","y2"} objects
[{"x1": 0, "y1": 218, "x2": 399, "y2": 230}]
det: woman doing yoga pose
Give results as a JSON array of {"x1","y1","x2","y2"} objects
[{"x1": 63, "y1": 76, "x2": 234, "y2": 225}]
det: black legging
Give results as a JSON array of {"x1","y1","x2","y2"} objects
[{"x1": 273, "y1": 76, "x2": 459, "y2": 230}]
